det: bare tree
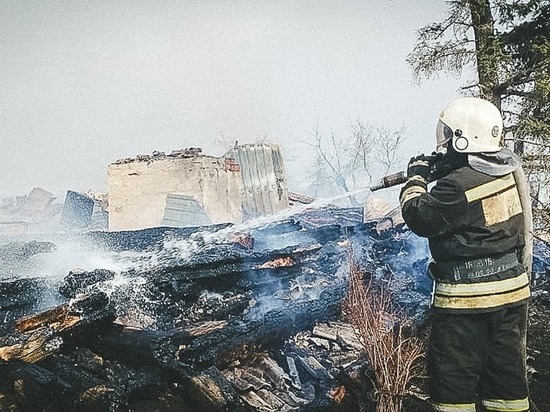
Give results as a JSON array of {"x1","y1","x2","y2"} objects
[
  {"x1": 305, "y1": 126, "x2": 359, "y2": 204},
  {"x1": 371, "y1": 126, "x2": 407, "y2": 176},
  {"x1": 216, "y1": 132, "x2": 272, "y2": 153},
  {"x1": 306, "y1": 120, "x2": 407, "y2": 203},
  {"x1": 407, "y1": 0, "x2": 550, "y2": 153}
]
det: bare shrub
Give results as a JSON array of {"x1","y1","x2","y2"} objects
[{"x1": 342, "y1": 253, "x2": 426, "y2": 412}]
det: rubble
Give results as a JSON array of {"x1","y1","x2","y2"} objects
[
  {"x1": 111, "y1": 147, "x2": 204, "y2": 164},
  {"x1": 0, "y1": 204, "x2": 548, "y2": 411},
  {"x1": 0, "y1": 188, "x2": 62, "y2": 236}
]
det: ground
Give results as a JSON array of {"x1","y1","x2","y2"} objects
[{"x1": 527, "y1": 301, "x2": 550, "y2": 411}]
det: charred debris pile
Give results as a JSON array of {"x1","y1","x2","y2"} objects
[{"x1": 0, "y1": 207, "x2": 549, "y2": 411}]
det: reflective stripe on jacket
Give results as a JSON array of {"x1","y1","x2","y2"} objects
[
  {"x1": 432, "y1": 272, "x2": 530, "y2": 310},
  {"x1": 481, "y1": 397, "x2": 530, "y2": 411},
  {"x1": 432, "y1": 397, "x2": 529, "y2": 412},
  {"x1": 431, "y1": 402, "x2": 476, "y2": 411}
]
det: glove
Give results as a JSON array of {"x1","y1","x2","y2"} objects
[
  {"x1": 400, "y1": 155, "x2": 430, "y2": 208},
  {"x1": 406, "y1": 155, "x2": 431, "y2": 183},
  {"x1": 429, "y1": 151, "x2": 453, "y2": 181}
]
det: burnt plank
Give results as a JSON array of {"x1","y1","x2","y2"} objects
[
  {"x1": 88, "y1": 325, "x2": 190, "y2": 374},
  {"x1": 152, "y1": 242, "x2": 323, "y2": 288},
  {"x1": 10, "y1": 363, "x2": 74, "y2": 411},
  {"x1": 179, "y1": 284, "x2": 346, "y2": 368},
  {"x1": 2, "y1": 293, "x2": 115, "y2": 365},
  {"x1": 59, "y1": 269, "x2": 116, "y2": 298},
  {"x1": 184, "y1": 366, "x2": 244, "y2": 412},
  {"x1": 82, "y1": 224, "x2": 232, "y2": 252}
]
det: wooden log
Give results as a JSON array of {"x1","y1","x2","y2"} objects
[
  {"x1": 87, "y1": 325, "x2": 189, "y2": 373},
  {"x1": 59, "y1": 269, "x2": 116, "y2": 298},
  {"x1": 179, "y1": 284, "x2": 346, "y2": 369},
  {"x1": 0, "y1": 293, "x2": 115, "y2": 365},
  {"x1": 10, "y1": 363, "x2": 74, "y2": 411},
  {"x1": 184, "y1": 366, "x2": 243, "y2": 411}
]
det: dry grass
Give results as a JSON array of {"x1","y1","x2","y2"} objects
[{"x1": 342, "y1": 252, "x2": 426, "y2": 412}]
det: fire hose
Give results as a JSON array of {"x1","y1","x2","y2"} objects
[{"x1": 369, "y1": 153, "x2": 451, "y2": 191}]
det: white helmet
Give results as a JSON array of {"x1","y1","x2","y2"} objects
[{"x1": 436, "y1": 97, "x2": 503, "y2": 153}]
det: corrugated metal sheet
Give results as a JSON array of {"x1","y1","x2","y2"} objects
[
  {"x1": 161, "y1": 194, "x2": 211, "y2": 227},
  {"x1": 228, "y1": 143, "x2": 289, "y2": 218},
  {"x1": 61, "y1": 190, "x2": 95, "y2": 229}
]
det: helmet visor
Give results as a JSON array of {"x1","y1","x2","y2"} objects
[{"x1": 436, "y1": 119, "x2": 453, "y2": 153}]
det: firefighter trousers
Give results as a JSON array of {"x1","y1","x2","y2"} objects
[{"x1": 428, "y1": 303, "x2": 529, "y2": 412}]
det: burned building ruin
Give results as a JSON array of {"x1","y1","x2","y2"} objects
[{"x1": 107, "y1": 143, "x2": 289, "y2": 231}]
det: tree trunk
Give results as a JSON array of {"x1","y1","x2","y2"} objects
[{"x1": 466, "y1": 0, "x2": 500, "y2": 104}]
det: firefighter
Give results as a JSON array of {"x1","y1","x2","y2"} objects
[{"x1": 400, "y1": 97, "x2": 531, "y2": 411}]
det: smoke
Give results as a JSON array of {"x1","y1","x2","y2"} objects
[
  {"x1": 372, "y1": 231, "x2": 432, "y2": 324},
  {"x1": 29, "y1": 240, "x2": 126, "y2": 280}
]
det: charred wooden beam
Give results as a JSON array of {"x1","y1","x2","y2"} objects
[
  {"x1": 82, "y1": 224, "x2": 232, "y2": 252},
  {"x1": 59, "y1": 269, "x2": 116, "y2": 298},
  {"x1": 151, "y1": 243, "x2": 324, "y2": 294},
  {"x1": 179, "y1": 284, "x2": 347, "y2": 369},
  {"x1": 7, "y1": 327, "x2": 63, "y2": 364},
  {"x1": 88, "y1": 325, "x2": 189, "y2": 374},
  {"x1": 1, "y1": 293, "x2": 115, "y2": 365},
  {"x1": 10, "y1": 363, "x2": 74, "y2": 411},
  {"x1": 183, "y1": 366, "x2": 244, "y2": 412},
  {"x1": 15, "y1": 304, "x2": 71, "y2": 334}
]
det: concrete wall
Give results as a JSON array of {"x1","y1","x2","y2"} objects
[{"x1": 108, "y1": 156, "x2": 242, "y2": 231}]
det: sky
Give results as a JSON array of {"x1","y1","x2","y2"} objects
[{"x1": 0, "y1": 0, "x2": 467, "y2": 199}]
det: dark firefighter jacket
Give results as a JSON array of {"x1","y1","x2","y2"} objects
[{"x1": 400, "y1": 165, "x2": 531, "y2": 312}]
